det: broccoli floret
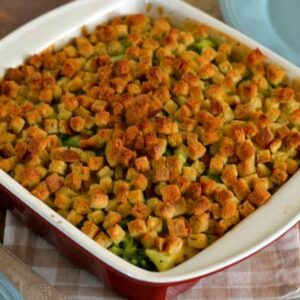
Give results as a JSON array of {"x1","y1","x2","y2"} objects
[
  {"x1": 110, "y1": 245, "x2": 123, "y2": 256},
  {"x1": 188, "y1": 38, "x2": 217, "y2": 54},
  {"x1": 108, "y1": 235, "x2": 156, "y2": 271},
  {"x1": 111, "y1": 54, "x2": 126, "y2": 63},
  {"x1": 119, "y1": 38, "x2": 131, "y2": 49},
  {"x1": 207, "y1": 173, "x2": 221, "y2": 183},
  {"x1": 59, "y1": 134, "x2": 81, "y2": 148}
]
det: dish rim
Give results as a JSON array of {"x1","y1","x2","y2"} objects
[{"x1": 0, "y1": 0, "x2": 299, "y2": 284}]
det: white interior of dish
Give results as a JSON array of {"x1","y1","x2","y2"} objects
[{"x1": 0, "y1": 0, "x2": 299, "y2": 284}]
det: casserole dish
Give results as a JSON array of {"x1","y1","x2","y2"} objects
[{"x1": 0, "y1": 0, "x2": 299, "y2": 299}]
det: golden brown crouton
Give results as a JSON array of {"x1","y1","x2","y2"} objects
[
  {"x1": 239, "y1": 200, "x2": 255, "y2": 218},
  {"x1": 127, "y1": 218, "x2": 147, "y2": 238},
  {"x1": 247, "y1": 188, "x2": 271, "y2": 207},
  {"x1": 31, "y1": 181, "x2": 50, "y2": 201},
  {"x1": 131, "y1": 203, "x2": 150, "y2": 220},
  {"x1": 194, "y1": 196, "x2": 212, "y2": 216},
  {"x1": 271, "y1": 168, "x2": 288, "y2": 185},
  {"x1": 103, "y1": 211, "x2": 122, "y2": 229},
  {"x1": 81, "y1": 220, "x2": 99, "y2": 239},
  {"x1": 161, "y1": 184, "x2": 181, "y2": 202},
  {"x1": 106, "y1": 224, "x2": 126, "y2": 244},
  {"x1": 46, "y1": 173, "x2": 62, "y2": 193},
  {"x1": 94, "y1": 232, "x2": 113, "y2": 248}
]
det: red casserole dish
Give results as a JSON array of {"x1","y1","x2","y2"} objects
[{"x1": 0, "y1": 0, "x2": 299, "y2": 299}]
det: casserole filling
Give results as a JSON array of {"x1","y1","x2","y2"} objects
[{"x1": 0, "y1": 14, "x2": 299, "y2": 272}]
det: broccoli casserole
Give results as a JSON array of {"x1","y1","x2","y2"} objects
[{"x1": 0, "y1": 13, "x2": 299, "y2": 272}]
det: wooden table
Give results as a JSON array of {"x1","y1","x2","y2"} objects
[{"x1": 0, "y1": 0, "x2": 72, "y2": 243}]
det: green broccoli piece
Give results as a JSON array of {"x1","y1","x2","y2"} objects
[
  {"x1": 59, "y1": 134, "x2": 81, "y2": 148},
  {"x1": 108, "y1": 235, "x2": 156, "y2": 271},
  {"x1": 110, "y1": 245, "x2": 123, "y2": 256},
  {"x1": 188, "y1": 38, "x2": 217, "y2": 54},
  {"x1": 111, "y1": 54, "x2": 126, "y2": 63},
  {"x1": 119, "y1": 38, "x2": 131, "y2": 49},
  {"x1": 207, "y1": 173, "x2": 221, "y2": 183}
]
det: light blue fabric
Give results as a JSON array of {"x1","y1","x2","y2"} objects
[
  {"x1": 220, "y1": 0, "x2": 300, "y2": 66},
  {"x1": 0, "y1": 274, "x2": 24, "y2": 300}
]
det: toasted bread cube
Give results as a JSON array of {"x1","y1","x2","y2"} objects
[
  {"x1": 194, "y1": 196, "x2": 212, "y2": 215},
  {"x1": 116, "y1": 202, "x2": 132, "y2": 217},
  {"x1": 95, "y1": 110, "x2": 110, "y2": 128},
  {"x1": 49, "y1": 160, "x2": 67, "y2": 175},
  {"x1": 153, "y1": 168, "x2": 170, "y2": 182},
  {"x1": 19, "y1": 166, "x2": 40, "y2": 188},
  {"x1": 127, "y1": 219, "x2": 147, "y2": 238},
  {"x1": 182, "y1": 166, "x2": 197, "y2": 181},
  {"x1": 256, "y1": 163, "x2": 271, "y2": 178},
  {"x1": 9, "y1": 116, "x2": 25, "y2": 133},
  {"x1": 73, "y1": 196, "x2": 90, "y2": 214},
  {"x1": 146, "y1": 197, "x2": 161, "y2": 212},
  {"x1": 232, "y1": 179, "x2": 250, "y2": 201},
  {"x1": 98, "y1": 166, "x2": 114, "y2": 178},
  {"x1": 90, "y1": 193, "x2": 108, "y2": 209},
  {"x1": 247, "y1": 188, "x2": 271, "y2": 206},
  {"x1": 168, "y1": 133, "x2": 183, "y2": 147},
  {"x1": 88, "y1": 210, "x2": 104, "y2": 224},
  {"x1": 65, "y1": 172, "x2": 82, "y2": 191},
  {"x1": 0, "y1": 158, "x2": 13, "y2": 172},
  {"x1": 128, "y1": 189, "x2": 144, "y2": 204},
  {"x1": 161, "y1": 184, "x2": 181, "y2": 202},
  {"x1": 103, "y1": 211, "x2": 122, "y2": 229},
  {"x1": 31, "y1": 181, "x2": 50, "y2": 201},
  {"x1": 106, "y1": 224, "x2": 126, "y2": 244},
  {"x1": 46, "y1": 173, "x2": 62, "y2": 193},
  {"x1": 147, "y1": 216, "x2": 163, "y2": 233},
  {"x1": 94, "y1": 232, "x2": 113, "y2": 248},
  {"x1": 221, "y1": 200, "x2": 238, "y2": 219},
  {"x1": 115, "y1": 24, "x2": 128, "y2": 37},
  {"x1": 141, "y1": 231, "x2": 157, "y2": 249},
  {"x1": 164, "y1": 237, "x2": 183, "y2": 255},
  {"x1": 88, "y1": 156, "x2": 104, "y2": 171},
  {"x1": 209, "y1": 154, "x2": 227, "y2": 175},
  {"x1": 200, "y1": 176, "x2": 218, "y2": 196},
  {"x1": 70, "y1": 116, "x2": 86, "y2": 132},
  {"x1": 131, "y1": 174, "x2": 148, "y2": 191},
  {"x1": 266, "y1": 64, "x2": 286, "y2": 86},
  {"x1": 257, "y1": 149, "x2": 271, "y2": 163},
  {"x1": 54, "y1": 191, "x2": 73, "y2": 210},
  {"x1": 215, "y1": 218, "x2": 235, "y2": 236},
  {"x1": 286, "y1": 159, "x2": 298, "y2": 175},
  {"x1": 67, "y1": 210, "x2": 83, "y2": 226},
  {"x1": 26, "y1": 110, "x2": 42, "y2": 125},
  {"x1": 188, "y1": 233, "x2": 208, "y2": 249},
  {"x1": 219, "y1": 137, "x2": 235, "y2": 157},
  {"x1": 131, "y1": 203, "x2": 150, "y2": 219},
  {"x1": 163, "y1": 100, "x2": 178, "y2": 114},
  {"x1": 271, "y1": 168, "x2": 288, "y2": 185},
  {"x1": 236, "y1": 140, "x2": 256, "y2": 161},
  {"x1": 81, "y1": 220, "x2": 99, "y2": 238},
  {"x1": 44, "y1": 119, "x2": 58, "y2": 134},
  {"x1": 167, "y1": 217, "x2": 191, "y2": 238},
  {"x1": 155, "y1": 199, "x2": 177, "y2": 218},
  {"x1": 239, "y1": 200, "x2": 255, "y2": 218},
  {"x1": 187, "y1": 142, "x2": 206, "y2": 160},
  {"x1": 221, "y1": 164, "x2": 238, "y2": 186},
  {"x1": 190, "y1": 213, "x2": 210, "y2": 233},
  {"x1": 238, "y1": 156, "x2": 256, "y2": 177},
  {"x1": 99, "y1": 176, "x2": 113, "y2": 193}
]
